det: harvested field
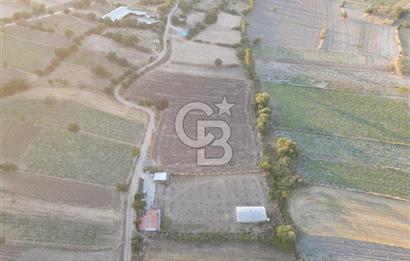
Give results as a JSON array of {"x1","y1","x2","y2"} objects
[
  {"x1": 82, "y1": 35, "x2": 152, "y2": 67},
  {"x1": 27, "y1": 14, "x2": 96, "y2": 36},
  {"x1": 186, "y1": 11, "x2": 205, "y2": 25},
  {"x1": 247, "y1": 0, "x2": 398, "y2": 66},
  {"x1": 254, "y1": 60, "x2": 408, "y2": 96},
  {"x1": 143, "y1": 238, "x2": 296, "y2": 261},
  {"x1": 171, "y1": 39, "x2": 240, "y2": 66},
  {"x1": 289, "y1": 186, "x2": 410, "y2": 260},
  {"x1": 195, "y1": 12, "x2": 241, "y2": 45},
  {"x1": 2, "y1": 171, "x2": 119, "y2": 209},
  {"x1": 125, "y1": 71, "x2": 258, "y2": 174},
  {"x1": 4, "y1": 25, "x2": 72, "y2": 48},
  {"x1": 154, "y1": 173, "x2": 273, "y2": 232},
  {"x1": 105, "y1": 27, "x2": 159, "y2": 53},
  {"x1": 1, "y1": 33, "x2": 54, "y2": 72}
]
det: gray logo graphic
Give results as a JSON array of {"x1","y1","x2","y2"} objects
[{"x1": 175, "y1": 96, "x2": 234, "y2": 166}]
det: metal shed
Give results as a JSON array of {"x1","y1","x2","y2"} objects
[
  {"x1": 153, "y1": 172, "x2": 169, "y2": 182},
  {"x1": 236, "y1": 206, "x2": 268, "y2": 223}
]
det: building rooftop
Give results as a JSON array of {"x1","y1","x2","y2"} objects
[
  {"x1": 236, "y1": 206, "x2": 268, "y2": 223},
  {"x1": 138, "y1": 209, "x2": 161, "y2": 231}
]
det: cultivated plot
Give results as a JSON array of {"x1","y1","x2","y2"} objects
[
  {"x1": 125, "y1": 71, "x2": 258, "y2": 174},
  {"x1": 154, "y1": 174, "x2": 272, "y2": 232},
  {"x1": 289, "y1": 186, "x2": 410, "y2": 260},
  {"x1": 195, "y1": 12, "x2": 241, "y2": 45}
]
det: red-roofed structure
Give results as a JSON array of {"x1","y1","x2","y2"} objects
[{"x1": 138, "y1": 209, "x2": 161, "y2": 232}]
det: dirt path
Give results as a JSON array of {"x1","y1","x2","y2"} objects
[
  {"x1": 289, "y1": 186, "x2": 410, "y2": 249},
  {"x1": 113, "y1": 3, "x2": 179, "y2": 261}
]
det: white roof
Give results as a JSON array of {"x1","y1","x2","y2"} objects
[
  {"x1": 153, "y1": 172, "x2": 168, "y2": 181},
  {"x1": 236, "y1": 206, "x2": 268, "y2": 223},
  {"x1": 102, "y1": 6, "x2": 148, "y2": 22}
]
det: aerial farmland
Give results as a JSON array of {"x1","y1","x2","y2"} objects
[{"x1": 1, "y1": 0, "x2": 409, "y2": 260}]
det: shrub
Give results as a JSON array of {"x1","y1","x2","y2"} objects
[
  {"x1": 276, "y1": 225, "x2": 296, "y2": 251},
  {"x1": 64, "y1": 8, "x2": 71, "y2": 14},
  {"x1": 255, "y1": 92, "x2": 270, "y2": 109},
  {"x1": 86, "y1": 12, "x2": 97, "y2": 21},
  {"x1": 143, "y1": 166, "x2": 161, "y2": 173},
  {"x1": 54, "y1": 47, "x2": 71, "y2": 60},
  {"x1": 64, "y1": 29, "x2": 74, "y2": 38},
  {"x1": 214, "y1": 57, "x2": 223, "y2": 66},
  {"x1": 133, "y1": 192, "x2": 146, "y2": 211},
  {"x1": 104, "y1": 32, "x2": 139, "y2": 46},
  {"x1": 67, "y1": 122, "x2": 80, "y2": 132},
  {"x1": 0, "y1": 163, "x2": 18, "y2": 172},
  {"x1": 394, "y1": 7, "x2": 407, "y2": 19},
  {"x1": 104, "y1": 85, "x2": 114, "y2": 95},
  {"x1": 131, "y1": 234, "x2": 143, "y2": 254},
  {"x1": 32, "y1": 3, "x2": 46, "y2": 15},
  {"x1": 12, "y1": 11, "x2": 31, "y2": 20},
  {"x1": 44, "y1": 95, "x2": 57, "y2": 106},
  {"x1": 253, "y1": 37, "x2": 262, "y2": 45},
  {"x1": 203, "y1": 7, "x2": 218, "y2": 25},
  {"x1": 116, "y1": 183, "x2": 128, "y2": 192},
  {"x1": 0, "y1": 78, "x2": 31, "y2": 97},
  {"x1": 154, "y1": 99, "x2": 169, "y2": 111},
  {"x1": 92, "y1": 65, "x2": 110, "y2": 78},
  {"x1": 131, "y1": 146, "x2": 141, "y2": 158}
]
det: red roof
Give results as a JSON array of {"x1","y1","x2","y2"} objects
[{"x1": 138, "y1": 209, "x2": 161, "y2": 231}]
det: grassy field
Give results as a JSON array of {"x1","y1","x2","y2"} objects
[
  {"x1": 1, "y1": 212, "x2": 118, "y2": 247},
  {"x1": 2, "y1": 99, "x2": 145, "y2": 186},
  {"x1": 267, "y1": 83, "x2": 410, "y2": 198},
  {"x1": 266, "y1": 83, "x2": 409, "y2": 143},
  {"x1": 1, "y1": 33, "x2": 54, "y2": 72},
  {"x1": 27, "y1": 14, "x2": 96, "y2": 36}
]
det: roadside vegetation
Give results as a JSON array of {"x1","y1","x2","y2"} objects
[{"x1": 0, "y1": 78, "x2": 31, "y2": 97}]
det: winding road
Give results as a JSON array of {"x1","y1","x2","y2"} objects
[{"x1": 113, "y1": 2, "x2": 179, "y2": 261}]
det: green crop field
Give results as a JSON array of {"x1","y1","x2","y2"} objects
[
  {"x1": 275, "y1": 130, "x2": 410, "y2": 198},
  {"x1": 1, "y1": 212, "x2": 118, "y2": 247},
  {"x1": 267, "y1": 83, "x2": 410, "y2": 198},
  {"x1": 2, "y1": 99, "x2": 145, "y2": 186},
  {"x1": 266, "y1": 83, "x2": 409, "y2": 143},
  {"x1": 1, "y1": 33, "x2": 54, "y2": 72}
]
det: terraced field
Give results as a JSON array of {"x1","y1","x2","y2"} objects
[{"x1": 266, "y1": 83, "x2": 410, "y2": 198}]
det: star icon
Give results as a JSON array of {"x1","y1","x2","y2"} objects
[{"x1": 215, "y1": 96, "x2": 234, "y2": 117}]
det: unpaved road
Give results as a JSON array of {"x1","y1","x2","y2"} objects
[{"x1": 114, "y1": 2, "x2": 179, "y2": 261}]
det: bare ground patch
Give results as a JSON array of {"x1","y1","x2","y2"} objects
[
  {"x1": 154, "y1": 173, "x2": 275, "y2": 232},
  {"x1": 124, "y1": 70, "x2": 258, "y2": 175}
]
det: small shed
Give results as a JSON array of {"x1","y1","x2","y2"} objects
[
  {"x1": 153, "y1": 172, "x2": 169, "y2": 182},
  {"x1": 236, "y1": 206, "x2": 268, "y2": 223}
]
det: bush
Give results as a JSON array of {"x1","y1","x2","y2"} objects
[
  {"x1": 12, "y1": 11, "x2": 31, "y2": 20},
  {"x1": 64, "y1": 29, "x2": 74, "y2": 38},
  {"x1": 131, "y1": 234, "x2": 143, "y2": 254},
  {"x1": 116, "y1": 183, "x2": 128, "y2": 192},
  {"x1": 0, "y1": 163, "x2": 18, "y2": 172},
  {"x1": 104, "y1": 85, "x2": 114, "y2": 95},
  {"x1": 214, "y1": 57, "x2": 223, "y2": 66},
  {"x1": 0, "y1": 78, "x2": 31, "y2": 97},
  {"x1": 32, "y1": 3, "x2": 46, "y2": 14},
  {"x1": 54, "y1": 47, "x2": 71, "y2": 60},
  {"x1": 92, "y1": 65, "x2": 110, "y2": 78},
  {"x1": 275, "y1": 138, "x2": 298, "y2": 159},
  {"x1": 394, "y1": 7, "x2": 407, "y2": 19},
  {"x1": 44, "y1": 95, "x2": 57, "y2": 106},
  {"x1": 86, "y1": 12, "x2": 97, "y2": 21},
  {"x1": 133, "y1": 192, "x2": 146, "y2": 211},
  {"x1": 276, "y1": 225, "x2": 296, "y2": 251},
  {"x1": 203, "y1": 7, "x2": 218, "y2": 25},
  {"x1": 67, "y1": 122, "x2": 80, "y2": 132},
  {"x1": 253, "y1": 37, "x2": 262, "y2": 45},
  {"x1": 64, "y1": 8, "x2": 71, "y2": 14},
  {"x1": 104, "y1": 32, "x2": 139, "y2": 46},
  {"x1": 131, "y1": 146, "x2": 141, "y2": 157},
  {"x1": 154, "y1": 99, "x2": 169, "y2": 111}
]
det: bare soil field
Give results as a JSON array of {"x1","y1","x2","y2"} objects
[
  {"x1": 289, "y1": 186, "x2": 410, "y2": 259},
  {"x1": 171, "y1": 39, "x2": 240, "y2": 66},
  {"x1": 4, "y1": 25, "x2": 72, "y2": 48},
  {"x1": 124, "y1": 70, "x2": 258, "y2": 175},
  {"x1": 186, "y1": 11, "x2": 205, "y2": 26},
  {"x1": 154, "y1": 173, "x2": 274, "y2": 232},
  {"x1": 2, "y1": 171, "x2": 119, "y2": 209},
  {"x1": 195, "y1": 12, "x2": 241, "y2": 45},
  {"x1": 142, "y1": 238, "x2": 296, "y2": 261},
  {"x1": 82, "y1": 35, "x2": 152, "y2": 67},
  {"x1": 0, "y1": 243, "x2": 115, "y2": 261},
  {"x1": 48, "y1": 48, "x2": 125, "y2": 90},
  {"x1": 27, "y1": 13, "x2": 96, "y2": 37}
]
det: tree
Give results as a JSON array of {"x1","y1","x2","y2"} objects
[
  {"x1": 255, "y1": 92, "x2": 270, "y2": 109},
  {"x1": 131, "y1": 146, "x2": 141, "y2": 157},
  {"x1": 0, "y1": 78, "x2": 31, "y2": 97},
  {"x1": 67, "y1": 122, "x2": 80, "y2": 132},
  {"x1": 214, "y1": 57, "x2": 223, "y2": 66},
  {"x1": 92, "y1": 65, "x2": 110, "y2": 78},
  {"x1": 0, "y1": 163, "x2": 18, "y2": 172},
  {"x1": 203, "y1": 7, "x2": 218, "y2": 25},
  {"x1": 32, "y1": 3, "x2": 46, "y2": 14},
  {"x1": 154, "y1": 99, "x2": 169, "y2": 111},
  {"x1": 276, "y1": 225, "x2": 296, "y2": 250},
  {"x1": 275, "y1": 138, "x2": 298, "y2": 159}
]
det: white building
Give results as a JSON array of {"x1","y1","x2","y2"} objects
[
  {"x1": 236, "y1": 206, "x2": 269, "y2": 223},
  {"x1": 153, "y1": 172, "x2": 169, "y2": 182},
  {"x1": 102, "y1": 6, "x2": 158, "y2": 24}
]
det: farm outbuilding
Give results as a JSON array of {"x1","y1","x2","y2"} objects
[
  {"x1": 236, "y1": 206, "x2": 268, "y2": 223},
  {"x1": 102, "y1": 6, "x2": 158, "y2": 24},
  {"x1": 138, "y1": 209, "x2": 161, "y2": 232},
  {"x1": 153, "y1": 172, "x2": 169, "y2": 182}
]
